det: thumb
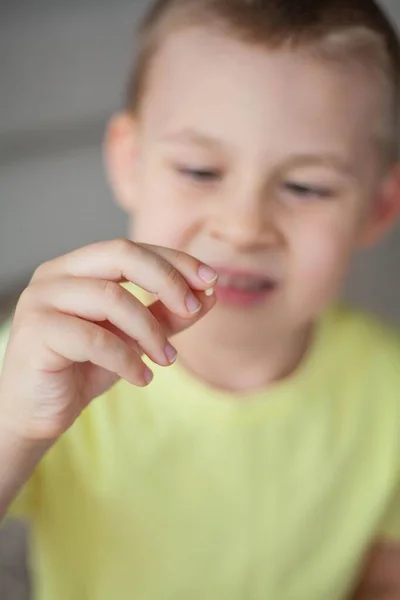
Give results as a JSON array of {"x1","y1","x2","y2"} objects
[{"x1": 148, "y1": 290, "x2": 216, "y2": 339}]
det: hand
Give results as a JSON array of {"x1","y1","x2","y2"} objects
[
  {"x1": 351, "y1": 541, "x2": 400, "y2": 599},
  {"x1": 0, "y1": 239, "x2": 217, "y2": 442}
]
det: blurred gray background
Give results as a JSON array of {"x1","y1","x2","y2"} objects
[{"x1": 0, "y1": 1, "x2": 399, "y2": 599}]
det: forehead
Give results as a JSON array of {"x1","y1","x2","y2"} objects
[{"x1": 142, "y1": 27, "x2": 383, "y2": 160}]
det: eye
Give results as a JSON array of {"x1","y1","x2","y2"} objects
[
  {"x1": 283, "y1": 181, "x2": 333, "y2": 199},
  {"x1": 176, "y1": 165, "x2": 222, "y2": 183}
]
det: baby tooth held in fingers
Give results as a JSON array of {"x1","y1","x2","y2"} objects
[{"x1": 205, "y1": 288, "x2": 215, "y2": 297}]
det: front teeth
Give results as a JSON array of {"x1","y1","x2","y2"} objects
[{"x1": 217, "y1": 274, "x2": 268, "y2": 291}]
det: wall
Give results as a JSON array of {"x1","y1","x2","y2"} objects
[
  {"x1": 0, "y1": 0, "x2": 148, "y2": 287},
  {"x1": 0, "y1": 0, "x2": 399, "y2": 321}
]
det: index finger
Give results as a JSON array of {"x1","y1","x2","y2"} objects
[
  {"x1": 148, "y1": 288, "x2": 217, "y2": 339},
  {"x1": 31, "y1": 239, "x2": 218, "y2": 319}
]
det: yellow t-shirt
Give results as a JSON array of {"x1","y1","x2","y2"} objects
[{"x1": 1, "y1": 303, "x2": 400, "y2": 600}]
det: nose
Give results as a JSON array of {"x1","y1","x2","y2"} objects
[{"x1": 209, "y1": 192, "x2": 283, "y2": 250}]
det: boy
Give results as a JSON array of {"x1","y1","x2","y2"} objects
[{"x1": 1, "y1": 0, "x2": 400, "y2": 598}]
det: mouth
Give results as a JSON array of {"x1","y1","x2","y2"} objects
[{"x1": 213, "y1": 269, "x2": 279, "y2": 307}]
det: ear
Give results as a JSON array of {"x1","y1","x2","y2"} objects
[
  {"x1": 359, "y1": 162, "x2": 400, "y2": 247},
  {"x1": 103, "y1": 112, "x2": 140, "y2": 212}
]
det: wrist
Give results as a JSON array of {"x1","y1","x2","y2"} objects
[
  {"x1": 0, "y1": 420, "x2": 53, "y2": 519},
  {"x1": 0, "y1": 419, "x2": 54, "y2": 457}
]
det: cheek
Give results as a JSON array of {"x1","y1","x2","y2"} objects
[
  {"x1": 131, "y1": 177, "x2": 194, "y2": 249},
  {"x1": 289, "y1": 213, "x2": 358, "y2": 310}
]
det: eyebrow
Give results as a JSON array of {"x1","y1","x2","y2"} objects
[
  {"x1": 161, "y1": 129, "x2": 225, "y2": 151},
  {"x1": 161, "y1": 130, "x2": 356, "y2": 179},
  {"x1": 283, "y1": 154, "x2": 356, "y2": 179}
]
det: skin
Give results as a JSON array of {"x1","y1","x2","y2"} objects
[
  {"x1": 352, "y1": 542, "x2": 400, "y2": 599},
  {"x1": 0, "y1": 241, "x2": 217, "y2": 514},
  {"x1": 107, "y1": 27, "x2": 400, "y2": 392},
  {"x1": 104, "y1": 27, "x2": 400, "y2": 597},
  {"x1": 0, "y1": 24, "x2": 399, "y2": 597}
]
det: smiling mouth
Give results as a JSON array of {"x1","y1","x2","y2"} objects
[
  {"x1": 216, "y1": 273, "x2": 277, "y2": 292},
  {"x1": 213, "y1": 271, "x2": 279, "y2": 307}
]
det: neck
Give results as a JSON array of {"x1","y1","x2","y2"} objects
[{"x1": 173, "y1": 315, "x2": 313, "y2": 393}]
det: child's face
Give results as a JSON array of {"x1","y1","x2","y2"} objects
[{"x1": 108, "y1": 27, "x2": 399, "y2": 332}]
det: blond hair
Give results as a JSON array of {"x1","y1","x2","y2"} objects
[{"x1": 126, "y1": 0, "x2": 400, "y2": 162}]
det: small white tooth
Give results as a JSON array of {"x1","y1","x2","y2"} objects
[{"x1": 205, "y1": 288, "x2": 215, "y2": 297}]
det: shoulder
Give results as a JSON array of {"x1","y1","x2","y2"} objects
[
  {"x1": 329, "y1": 304, "x2": 399, "y2": 342},
  {"x1": 319, "y1": 306, "x2": 400, "y2": 431},
  {"x1": 322, "y1": 310, "x2": 400, "y2": 511},
  {"x1": 327, "y1": 306, "x2": 400, "y2": 375}
]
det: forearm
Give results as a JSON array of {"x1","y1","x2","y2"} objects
[{"x1": 0, "y1": 423, "x2": 51, "y2": 520}]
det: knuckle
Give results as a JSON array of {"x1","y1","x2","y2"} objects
[
  {"x1": 15, "y1": 308, "x2": 49, "y2": 340},
  {"x1": 112, "y1": 339, "x2": 134, "y2": 372},
  {"x1": 16, "y1": 285, "x2": 34, "y2": 309},
  {"x1": 122, "y1": 351, "x2": 139, "y2": 374},
  {"x1": 147, "y1": 314, "x2": 164, "y2": 342},
  {"x1": 30, "y1": 260, "x2": 51, "y2": 282},
  {"x1": 35, "y1": 310, "x2": 52, "y2": 332},
  {"x1": 112, "y1": 238, "x2": 136, "y2": 256},
  {"x1": 88, "y1": 325, "x2": 109, "y2": 352},
  {"x1": 170, "y1": 248, "x2": 183, "y2": 264},
  {"x1": 162, "y1": 262, "x2": 182, "y2": 288},
  {"x1": 102, "y1": 280, "x2": 124, "y2": 304},
  {"x1": 170, "y1": 248, "x2": 195, "y2": 270},
  {"x1": 14, "y1": 285, "x2": 40, "y2": 321}
]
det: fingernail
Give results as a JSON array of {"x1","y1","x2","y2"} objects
[
  {"x1": 144, "y1": 368, "x2": 154, "y2": 385},
  {"x1": 186, "y1": 292, "x2": 202, "y2": 314},
  {"x1": 164, "y1": 343, "x2": 177, "y2": 364},
  {"x1": 198, "y1": 265, "x2": 218, "y2": 284}
]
